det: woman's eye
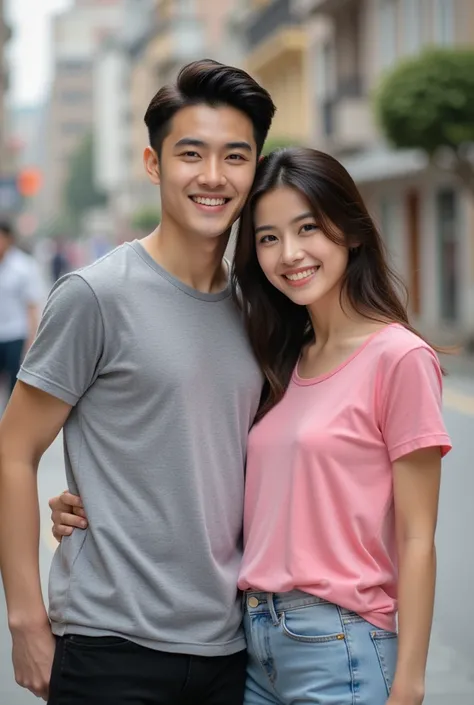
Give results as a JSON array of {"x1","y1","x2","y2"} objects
[
  {"x1": 259, "y1": 234, "x2": 277, "y2": 244},
  {"x1": 300, "y1": 223, "x2": 318, "y2": 234}
]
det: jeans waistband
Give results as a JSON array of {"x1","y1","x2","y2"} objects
[{"x1": 243, "y1": 590, "x2": 358, "y2": 628}]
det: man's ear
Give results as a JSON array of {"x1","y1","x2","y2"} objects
[{"x1": 144, "y1": 146, "x2": 160, "y2": 185}]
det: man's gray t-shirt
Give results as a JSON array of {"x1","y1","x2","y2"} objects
[{"x1": 18, "y1": 240, "x2": 263, "y2": 656}]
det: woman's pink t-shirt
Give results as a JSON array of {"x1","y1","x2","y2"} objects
[{"x1": 238, "y1": 324, "x2": 452, "y2": 631}]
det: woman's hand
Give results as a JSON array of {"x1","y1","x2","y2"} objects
[
  {"x1": 49, "y1": 491, "x2": 88, "y2": 542},
  {"x1": 387, "y1": 681, "x2": 425, "y2": 705}
]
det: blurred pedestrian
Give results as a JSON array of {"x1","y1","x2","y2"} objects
[
  {"x1": 0, "y1": 221, "x2": 42, "y2": 398},
  {"x1": 50, "y1": 239, "x2": 70, "y2": 283}
]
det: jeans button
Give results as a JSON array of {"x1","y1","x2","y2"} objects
[{"x1": 248, "y1": 596, "x2": 259, "y2": 608}]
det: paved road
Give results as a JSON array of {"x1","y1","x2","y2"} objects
[{"x1": 1, "y1": 380, "x2": 474, "y2": 704}]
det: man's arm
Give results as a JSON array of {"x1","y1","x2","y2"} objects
[{"x1": 0, "y1": 381, "x2": 72, "y2": 700}]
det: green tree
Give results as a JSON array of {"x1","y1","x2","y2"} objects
[
  {"x1": 261, "y1": 136, "x2": 299, "y2": 156},
  {"x1": 131, "y1": 206, "x2": 161, "y2": 233},
  {"x1": 375, "y1": 48, "x2": 474, "y2": 195},
  {"x1": 63, "y1": 132, "x2": 107, "y2": 223}
]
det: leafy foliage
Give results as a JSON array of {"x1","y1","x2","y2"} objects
[
  {"x1": 131, "y1": 206, "x2": 161, "y2": 233},
  {"x1": 375, "y1": 48, "x2": 474, "y2": 155},
  {"x1": 261, "y1": 136, "x2": 300, "y2": 156},
  {"x1": 64, "y1": 133, "x2": 107, "y2": 220}
]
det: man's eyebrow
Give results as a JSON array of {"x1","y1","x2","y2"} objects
[
  {"x1": 174, "y1": 138, "x2": 253, "y2": 152},
  {"x1": 174, "y1": 138, "x2": 207, "y2": 149},
  {"x1": 255, "y1": 212, "x2": 314, "y2": 235},
  {"x1": 225, "y1": 141, "x2": 253, "y2": 152}
]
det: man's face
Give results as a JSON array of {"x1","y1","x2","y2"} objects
[{"x1": 146, "y1": 104, "x2": 258, "y2": 241}]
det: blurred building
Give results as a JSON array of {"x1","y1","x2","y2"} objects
[
  {"x1": 297, "y1": 0, "x2": 474, "y2": 340},
  {"x1": 41, "y1": 0, "x2": 123, "y2": 223},
  {"x1": 239, "y1": 0, "x2": 312, "y2": 146},
  {"x1": 0, "y1": 0, "x2": 11, "y2": 176},
  {"x1": 93, "y1": 0, "x2": 243, "y2": 235}
]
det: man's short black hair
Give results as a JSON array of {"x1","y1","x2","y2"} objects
[{"x1": 144, "y1": 59, "x2": 276, "y2": 157}]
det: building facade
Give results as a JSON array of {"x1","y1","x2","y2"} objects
[
  {"x1": 239, "y1": 0, "x2": 312, "y2": 147},
  {"x1": 0, "y1": 0, "x2": 11, "y2": 177},
  {"x1": 41, "y1": 0, "x2": 123, "y2": 222},
  {"x1": 297, "y1": 0, "x2": 474, "y2": 341}
]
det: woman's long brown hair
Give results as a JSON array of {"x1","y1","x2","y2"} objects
[{"x1": 232, "y1": 147, "x2": 444, "y2": 422}]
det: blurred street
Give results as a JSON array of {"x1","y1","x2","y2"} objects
[{"x1": 0, "y1": 380, "x2": 473, "y2": 704}]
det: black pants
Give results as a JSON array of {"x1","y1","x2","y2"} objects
[
  {"x1": 48, "y1": 635, "x2": 247, "y2": 705},
  {"x1": 0, "y1": 338, "x2": 24, "y2": 394}
]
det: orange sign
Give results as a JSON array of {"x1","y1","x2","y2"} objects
[{"x1": 17, "y1": 168, "x2": 43, "y2": 197}]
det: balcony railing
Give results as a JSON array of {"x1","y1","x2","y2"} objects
[{"x1": 246, "y1": 0, "x2": 299, "y2": 51}]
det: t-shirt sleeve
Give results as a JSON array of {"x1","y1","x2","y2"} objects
[
  {"x1": 380, "y1": 346, "x2": 452, "y2": 462},
  {"x1": 17, "y1": 274, "x2": 105, "y2": 406}
]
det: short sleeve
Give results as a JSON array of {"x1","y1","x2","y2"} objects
[
  {"x1": 380, "y1": 347, "x2": 452, "y2": 462},
  {"x1": 17, "y1": 274, "x2": 105, "y2": 406}
]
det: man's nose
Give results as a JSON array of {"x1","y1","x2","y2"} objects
[{"x1": 197, "y1": 159, "x2": 226, "y2": 188}]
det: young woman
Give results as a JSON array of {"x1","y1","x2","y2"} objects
[
  {"x1": 51, "y1": 148, "x2": 451, "y2": 705},
  {"x1": 232, "y1": 148, "x2": 451, "y2": 705}
]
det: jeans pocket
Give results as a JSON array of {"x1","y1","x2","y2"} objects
[
  {"x1": 281, "y1": 603, "x2": 345, "y2": 643},
  {"x1": 370, "y1": 630, "x2": 398, "y2": 694}
]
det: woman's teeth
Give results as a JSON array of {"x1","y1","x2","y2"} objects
[{"x1": 285, "y1": 267, "x2": 318, "y2": 281}]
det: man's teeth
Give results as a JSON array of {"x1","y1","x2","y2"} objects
[
  {"x1": 192, "y1": 196, "x2": 227, "y2": 206},
  {"x1": 285, "y1": 268, "x2": 318, "y2": 281}
]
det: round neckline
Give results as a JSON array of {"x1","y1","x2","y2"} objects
[
  {"x1": 293, "y1": 323, "x2": 400, "y2": 386},
  {"x1": 128, "y1": 240, "x2": 232, "y2": 302}
]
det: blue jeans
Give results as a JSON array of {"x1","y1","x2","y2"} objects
[{"x1": 243, "y1": 590, "x2": 397, "y2": 705}]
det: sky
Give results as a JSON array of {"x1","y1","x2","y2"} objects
[{"x1": 6, "y1": 0, "x2": 73, "y2": 107}]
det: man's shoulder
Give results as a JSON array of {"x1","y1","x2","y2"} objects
[{"x1": 73, "y1": 242, "x2": 138, "y2": 294}]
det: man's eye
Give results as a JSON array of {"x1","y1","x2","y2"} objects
[
  {"x1": 181, "y1": 151, "x2": 200, "y2": 158},
  {"x1": 227, "y1": 154, "x2": 245, "y2": 161}
]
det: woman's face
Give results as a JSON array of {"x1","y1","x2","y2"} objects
[{"x1": 254, "y1": 186, "x2": 349, "y2": 307}]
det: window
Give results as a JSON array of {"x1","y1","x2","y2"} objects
[
  {"x1": 403, "y1": 0, "x2": 422, "y2": 54},
  {"x1": 434, "y1": 0, "x2": 454, "y2": 45},
  {"x1": 379, "y1": 0, "x2": 398, "y2": 68}
]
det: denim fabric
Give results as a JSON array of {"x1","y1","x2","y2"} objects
[{"x1": 243, "y1": 590, "x2": 397, "y2": 705}]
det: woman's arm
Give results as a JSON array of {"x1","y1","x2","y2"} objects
[{"x1": 388, "y1": 445, "x2": 441, "y2": 704}]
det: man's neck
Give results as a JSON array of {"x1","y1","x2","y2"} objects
[{"x1": 140, "y1": 223, "x2": 231, "y2": 295}]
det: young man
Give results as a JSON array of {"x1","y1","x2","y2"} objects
[
  {"x1": 0, "y1": 60, "x2": 275, "y2": 704},
  {"x1": 0, "y1": 222, "x2": 42, "y2": 402}
]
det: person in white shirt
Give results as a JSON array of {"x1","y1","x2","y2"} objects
[{"x1": 0, "y1": 222, "x2": 42, "y2": 397}]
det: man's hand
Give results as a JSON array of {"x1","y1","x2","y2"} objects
[
  {"x1": 11, "y1": 620, "x2": 56, "y2": 701},
  {"x1": 49, "y1": 491, "x2": 88, "y2": 543}
]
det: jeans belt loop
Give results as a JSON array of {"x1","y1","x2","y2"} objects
[{"x1": 266, "y1": 592, "x2": 280, "y2": 626}]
